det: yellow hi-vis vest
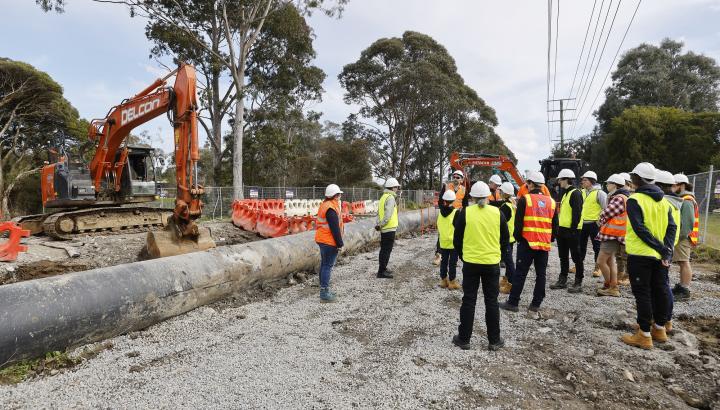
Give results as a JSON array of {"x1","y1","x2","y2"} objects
[
  {"x1": 626, "y1": 193, "x2": 671, "y2": 259},
  {"x1": 501, "y1": 201, "x2": 516, "y2": 243},
  {"x1": 582, "y1": 189, "x2": 603, "y2": 222},
  {"x1": 462, "y1": 204, "x2": 501, "y2": 265},
  {"x1": 437, "y1": 209, "x2": 457, "y2": 249},
  {"x1": 559, "y1": 187, "x2": 582, "y2": 229},
  {"x1": 378, "y1": 192, "x2": 398, "y2": 230}
]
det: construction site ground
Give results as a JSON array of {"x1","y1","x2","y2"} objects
[{"x1": 1, "y1": 232, "x2": 719, "y2": 408}]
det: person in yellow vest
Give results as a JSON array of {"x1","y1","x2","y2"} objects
[
  {"x1": 550, "y1": 169, "x2": 584, "y2": 291},
  {"x1": 436, "y1": 190, "x2": 461, "y2": 290},
  {"x1": 656, "y1": 170, "x2": 682, "y2": 334},
  {"x1": 595, "y1": 174, "x2": 631, "y2": 297},
  {"x1": 433, "y1": 170, "x2": 467, "y2": 266},
  {"x1": 579, "y1": 171, "x2": 607, "y2": 281},
  {"x1": 315, "y1": 184, "x2": 345, "y2": 303},
  {"x1": 451, "y1": 181, "x2": 510, "y2": 351},
  {"x1": 671, "y1": 173, "x2": 699, "y2": 301},
  {"x1": 499, "y1": 172, "x2": 557, "y2": 313},
  {"x1": 498, "y1": 182, "x2": 517, "y2": 294},
  {"x1": 616, "y1": 171, "x2": 634, "y2": 286},
  {"x1": 621, "y1": 162, "x2": 677, "y2": 350},
  {"x1": 376, "y1": 177, "x2": 400, "y2": 279}
]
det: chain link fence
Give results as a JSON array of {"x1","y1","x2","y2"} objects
[
  {"x1": 687, "y1": 166, "x2": 719, "y2": 249},
  {"x1": 149, "y1": 186, "x2": 437, "y2": 221}
]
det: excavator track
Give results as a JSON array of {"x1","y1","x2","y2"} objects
[{"x1": 23, "y1": 207, "x2": 174, "y2": 240}]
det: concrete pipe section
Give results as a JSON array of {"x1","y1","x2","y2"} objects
[{"x1": 0, "y1": 208, "x2": 437, "y2": 364}]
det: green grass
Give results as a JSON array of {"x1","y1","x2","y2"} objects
[
  {"x1": 703, "y1": 213, "x2": 720, "y2": 250},
  {"x1": 0, "y1": 343, "x2": 113, "y2": 385}
]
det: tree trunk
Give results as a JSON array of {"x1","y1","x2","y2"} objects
[
  {"x1": 232, "y1": 63, "x2": 246, "y2": 200},
  {"x1": 1, "y1": 167, "x2": 40, "y2": 219}
]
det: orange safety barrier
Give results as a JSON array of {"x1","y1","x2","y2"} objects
[
  {"x1": 231, "y1": 202, "x2": 259, "y2": 232},
  {"x1": 0, "y1": 221, "x2": 30, "y2": 262},
  {"x1": 255, "y1": 212, "x2": 289, "y2": 238},
  {"x1": 351, "y1": 201, "x2": 367, "y2": 215},
  {"x1": 260, "y1": 199, "x2": 285, "y2": 216},
  {"x1": 342, "y1": 214, "x2": 355, "y2": 223},
  {"x1": 342, "y1": 201, "x2": 351, "y2": 217}
]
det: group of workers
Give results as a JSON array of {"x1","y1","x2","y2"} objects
[{"x1": 313, "y1": 161, "x2": 700, "y2": 351}]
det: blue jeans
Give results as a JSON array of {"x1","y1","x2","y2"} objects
[
  {"x1": 318, "y1": 243, "x2": 338, "y2": 288},
  {"x1": 439, "y1": 248, "x2": 458, "y2": 280},
  {"x1": 502, "y1": 242, "x2": 516, "y2": 282}
]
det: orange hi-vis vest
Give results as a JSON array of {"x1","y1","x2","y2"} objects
[
  {"x1": 489, "y1": 189, "x2": 502, "y2": 202},
  {"x1": 599, "y1": 194, "x2": 628, "y2": 238},
  {"x1": 517, "y1": 184, "x2": 552, "y2": 199},
  {"x1": 521, "y1": 193, "x2": 556, "y2": 251},
  {"x1": 315, "y1": 199, "x2": 344, "y2": 247},
  {"x1": 446, "y1": 183, "x2": 466, "y2": 209},
  {"x1": 682, "y1": 194, "x2": 700, "y2": 245}
]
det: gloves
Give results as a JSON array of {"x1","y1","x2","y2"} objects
[{"x1": 374, "y1": 225, "x2": 381, "y2": 232}]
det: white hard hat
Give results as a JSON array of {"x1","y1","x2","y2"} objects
[
  {"x1": 469, "y1": 181, "x2": 491, "y2": 198},
  {"x1": 557, "y1": 168, "x2": 576, "y2": 179},
  {"x1": 384, "y1": 177, "x2": 400, "y2": 188},
  {"x1": 630, "y1": 162, "x2": 656, "y2": 180},
  {"x1": 654, "y1": 170, "x2": 676, "y2": 185},
  {"x1": 500, "y1": 182, "x2": 515, "y2": 195},
  {"x1": 605, "y1": 174, "x2": 625, "y2": 186},
  {"x1": 620, "y1": 172, "x2": 631, "y2": 182},
  {"x1": 527, "y1": 171, "x2": 546, "y2": 185},
  {"x1": 451, "y1": 169, "x2": 464, "y2": 178},
  {"x1": 489, "y1": 175, "x2": 502, "y2": 185},
  {"x1": 325, "y1": 184, "x2": 343, "y2": 197},
  {"x1": 442, "y1": 190, "x2": 457, "y2": 201},
  {"x1": 674, "y1": 173, "x2": 689, "y2": 185},
  {"x1": 581, "y1": 170, "x2": 598, "y2": 181}
]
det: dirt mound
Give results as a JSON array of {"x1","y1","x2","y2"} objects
[
  {"x1": 679, "y1": 315, "x2": 720, "y2": 356},
  {"x1": 1, "y1": 260, "x2": 89, "y2": 285}
]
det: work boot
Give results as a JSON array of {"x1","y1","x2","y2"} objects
[
  {"x1": 319, "y1": 288, "x2": 337, "y2": 303},
  {"x1": 432, "y1": 252, "x2": 441, "y2": 266},
  {"x1": 672, "y1": 284, "x2": 691, "y2": 301},
  {"x1": 488, "y1": 338, "x2": 505, "y2": 351},
  {"x1": 377, "y1": 271, "x2": 394, "y2": 279},
  {"x1": 550, "y1": 275, "x2": 568, "y2": 290},
  {"x1": 597, "y1": 286, "x2": 620, "y2": 297},
  {"x1": 567, "y1": 279, "x2": 583, "y2": 294},
  {"x1": 448, "y1": 279, "x2": 462, "y2": 290},
  {"x1": 651, "y1": 326, "x2": 669, "y2": 343},
  {"x1": 665, "y1": 320, "x2": 674, "y2": 335},
  {"x1": 499, "y1": 276, "x2": 512, "y2": 294},
  {"x1": 499, "y1": 301, "x2": 519, "y2": 312},
  {"x1": 439, "y1": 277, "x2": 449, "y2": 288},
  {"x1": 592, "y1": 265, "x2": 601, "y2": 278},
  {"x1": 569, "y1": 266, "x2": 576, "y2": 274},
  {"x1": 452, "y1": 334, "x2": 471, "y2": 350},
  {"x1": 621, "y1": 329, "x2": 653, "y2": 350},
  {"x1": 527, "y1": 305, "x2": 540, "y2": 313},
  {"x1": 618, "y1": 273, "x2": 630, "y2": 287}
]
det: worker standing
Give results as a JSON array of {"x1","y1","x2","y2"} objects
[
  {"x1": 498, "y1": 182, "x2": 516, "y2": 294},
  {"x1": 616, "y1": 172, "x2": 634, "y2": 286},
  {"x1": 499, "y1": 172, "x2": 557, "y2": 312},
  {"x1": 671, "y1": 173, "x2": 699, "y2": 301},
  {"x1": 488, "y1": 174, "x2": 503, "y2": 206},
  {"x1": 656, "y1": 170, "x2": 682, "y2": 333},
  {"x1": 436, "y1": 190, "x2": 461, "y2": 290},
  {"x1": 315, "y1": 184, "x2": 345, "y2": 303},
  {"x1": 551, "y1": 169, "x2": 584, "y2": 291},
  {"x1": 579, "y1": 171, "x2": 607, "y2": 279},
  {"x1": 621, "y1": 162, "x2": 676, "y2": 350},
  {"x1": 376, "y1": 177, "x2": 400, "y2": 279},
  {"x1": 595, "y1": 174, "x2": 630, "y2": 297},
  {"x1": 433, "y1": 170, "x2": 466, "y2": 266},
  {"x1": 451, "y1": 182, "x2": 509, "y2": 351}
]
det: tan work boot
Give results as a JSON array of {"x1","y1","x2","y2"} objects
[
  {"x1": 432, "y1": 253, "x2": 441, "y2": 266},
  {"x1": 499, "y1": 276, "x2": 511, "y2": 294},
  {"x1": 621, "y1": 329, "x2": 653, "y2": 350},
  {"x1": 651, "y1": 326, "x2": 669, "y2": 343},
  {"x1": 592, "y1": 265, "x2": 601, "y2": 278},
  {"x1": 439, "y1": 277, "x2": 449, "y2": 288},
  {"x1": 617, "y1": 272, "x2": 630, "y2": 286},
  {"x1": 448, "y1": 279, "x2": 462, "y2": 290},
  {"x1": 569, "y1": 266, "x2": 576, "y2": 274},
  {"x1": 665, "y1": 320, "x2": 673, "y2": 335},
  {"x1": 597, "y1": 286, "x2": 620, "y2": 297}
]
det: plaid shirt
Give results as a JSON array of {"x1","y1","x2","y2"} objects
[{"x1": 596, "y1": 193, "x2": 627, "y2": 243}]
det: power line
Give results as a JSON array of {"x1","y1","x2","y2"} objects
[
  {"x1": 546, "y1": 0, "x2": 553, "y2": 145},
  {"x1": 549, "y1": 0, "x2": 560, "y2": 138},
  {"x1": 570, "y1": 0, "x2": 607, "y2": 108},
  {"x1": 574, "y1": 0, "x2": 642, "y2": 137},
  {"x1": 567, "y1": 0, "x2": 598, "y2": 98}
]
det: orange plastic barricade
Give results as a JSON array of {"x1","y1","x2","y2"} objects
[
  {"x1": 288, "y1": 216, "x2": 305, "y2": 234},
  {"x1": 342, "y1": 214, "x2": 355, "y2": 223},
  {"x1": 255, "y1": 213, "x2": 289, "y2": 238},
  {"x1": 351, "y1": 201, "x2": 366, "y2": 215},
  {"x1": 0, "y1": 221, "x2": 30, "y2": 262},
  {"x1": 303, "y1": 216, "x2": 316, "y2": 231},
  {"x1": 231, "y1": 202, "x2": 259, "y2": 232}
]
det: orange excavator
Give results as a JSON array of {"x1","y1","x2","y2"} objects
[
  {"x1": 15, "y1": 64, "x2": 215, "y2": 257},
  {"x1": 449, "y1": 152, "x2": 552, "y2": 198}
]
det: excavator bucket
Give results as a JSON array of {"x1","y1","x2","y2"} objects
[{"x1": 146, "y1": 224, "x2": 215, "y2": 258}]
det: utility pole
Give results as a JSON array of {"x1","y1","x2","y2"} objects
[{"x1": 548, "y1": 98, "x2": 576, "y2": 154}]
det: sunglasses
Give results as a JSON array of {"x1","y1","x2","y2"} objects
[{"x1": 453, "y1": 175, "x2": 462, "y2": 179}]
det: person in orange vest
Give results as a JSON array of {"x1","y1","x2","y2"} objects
[
  {"x1": 488, "y1": 174, "x2": 504, "y2": 206},
  {"x1": 500, "y1": 171, "x2": 557, "y2": 313},
  {"x1": 315, "y1": 184, "x2": 345, "y2": 303},
  {"x1": 615, "y1": 172, "x2": 634, "y2": 286},
  {"x1": 595, "y1": 174, "x2": 631, "y2": 297},
  {"x1": 433, "y1": 170, "x2": 467, "y2": 266},
  {"x1": 671, "y1": 173, "x2": 699, "y2": 301}
]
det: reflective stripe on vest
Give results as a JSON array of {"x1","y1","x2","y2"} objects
[
  {"x1": 462, "y1": 205, "x2": 501, "y2": 264},
  {"x1": 664, "y1": 197, "x2": 681, "y2": 246},
  {"x1": 315, "y1": 199, "x2": 344, "y2": 246},
  {"x1": 559, "y1": 187, "x2": 582, "y2": 229},
  {"x1": 437, "y1": 209, "x2": 457, "y2": 249},
  {"x1": 522, "y1": 194, "x2": 555, "y2": 251},
  {"x1": 581, "y1": 189, "x2": 602, "y2": 222},
  {"x1": 625, "y1": 193, "x2": 671, "y2": 259},
  {"x1": 378, "y1": 192, "x2": 399, "y2": 230},
  {"x1": 501, "y1": 201, "x2": 516, "y2": 243},
  {"x1": 682, "y1": 194, "x2": 700, "y2": 246},
  {"x1": 599, "y1": 194, "x2": 627, "y2": 238}
]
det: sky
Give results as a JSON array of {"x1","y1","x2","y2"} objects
[{"x1": 2, "y1": 0, "x2": 720, "y2": 174}]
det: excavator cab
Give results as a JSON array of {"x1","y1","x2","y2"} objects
[{"x1": 539, "y1": 157, "x2": 587, "y2": 201}]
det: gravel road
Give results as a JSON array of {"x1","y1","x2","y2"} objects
[{"x1": 1, "y1": 233, "x2": 719, "y2": 409}]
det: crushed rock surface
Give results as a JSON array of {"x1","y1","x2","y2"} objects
[{"x1": 1, "y1": 233, "x2": 719, "y2": 408}]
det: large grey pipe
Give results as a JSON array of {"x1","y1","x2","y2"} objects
[{"x1": 0, "y1": 208, "x2": 437, "y2": 364}]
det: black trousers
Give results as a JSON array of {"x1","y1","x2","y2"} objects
[
  {"x1": 458, "y1": 262, "x2": 501, "y2": 344},
  {"x1": 439, "y1": 248, "x2": 458, "y2": 280},
  {"x1": 628, "y1": 256, "x2": 670, "y2": 332},
  {"x1": 378, "y1": 231, "x2": 396, "y2": 274},
  {"x1": 580, "y1": 223, "x2": 601, "y2": 264},
  {"x1": 557, "y1": 234, "x2": 583, "y2": 280},
  {"x1": 508, "y1": 240, "x2": 549, "y2": 308}
]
